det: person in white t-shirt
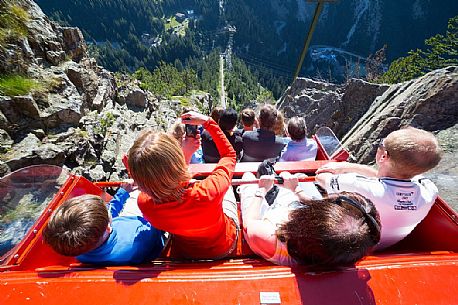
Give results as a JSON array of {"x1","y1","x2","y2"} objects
[
  {"x1": 240, "y1": 171, "x2": 381, "y2": 268},
  {"x1": 316, "y1": 127, "x2": 442, "y2": 250}
]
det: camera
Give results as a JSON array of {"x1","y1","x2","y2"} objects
[{"x1": 185, "y1": 124, "x2": 198, "y2": 138}]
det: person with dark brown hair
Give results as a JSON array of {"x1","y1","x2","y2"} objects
[
  {"x1": 241, "y1": 104, "x2": 286, "y2": 162},
  {"x1": 238, "y1": 108, "x2": 258, "y2": 135},
  {"x1": 43, "y1": 181, "x2": 164, "y2": 265},
  {"x1": 240, "y1": 172, "x2": 380, "y2": 268},
  {"x1": 210, "y1": 106, "x2": 224, "y2": 123}
]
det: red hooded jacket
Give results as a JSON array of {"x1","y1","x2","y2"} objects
[{"x1": 137, "y1": 118, "x2": 237, "y2": 259}]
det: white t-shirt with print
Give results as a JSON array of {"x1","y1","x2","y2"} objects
[{"x1": 323, "y1": 173, "x2": 438, "y2": 250}]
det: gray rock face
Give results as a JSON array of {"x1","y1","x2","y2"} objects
[
  {"x1": 61, "y1": 27, "x2": 87, "y2": 62},
  {"x1": 428, "y1": 124, "x2": 458, "y2": 212},
  {"x1": 125, "y1": 88, "x2": 148, "y2": 108},
  {"x1": 278, "y1": 78, "x2": 389, "y2": 138},
  {"x1": 1, "y1": 0, "x2": 88, "y2": 74},
  {"x1": 342, "y1": 66, "x2": 458, "y2": 164}
]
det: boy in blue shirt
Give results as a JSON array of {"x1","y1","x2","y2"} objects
[{"x1": 43, "y1": 181, "x2": 165, "y2": 265}]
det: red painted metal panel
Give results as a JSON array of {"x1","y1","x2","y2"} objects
[
  {"x1": 189, "y1": 160, "x2": 330, "y2": 178},
  {"x1": 2, "y1": 176, "x2": 110, "y2": 271},
  {"x1": 389, "y1": 197, "x2": 458, "y2": 252},
  {"x1": 1, "y1": 256, "x2": 457, "y2": 305}
]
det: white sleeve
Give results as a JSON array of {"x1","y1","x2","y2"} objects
[{"x1": 323, "y1": 173, "x2": 378, "y2": 196}]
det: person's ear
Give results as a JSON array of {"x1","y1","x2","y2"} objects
[
  {"x1": 377, "y1": 149, "x2": 389, "y2": 164},
  {"x1": 122, "y1": 154, "x2": 131, "y2": 177}
]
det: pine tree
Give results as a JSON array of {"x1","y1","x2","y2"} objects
[{"x1": 378, "y1": 15, "x2": 458, "y2": 84}]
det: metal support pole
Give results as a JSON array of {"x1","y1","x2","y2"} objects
[{"x1": 293, "y1": 1, "x2": 325, "y2": 80}]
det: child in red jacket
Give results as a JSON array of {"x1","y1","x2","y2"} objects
[{"x1": 128, "y1": 111, "x2": 239, "y2": 259}]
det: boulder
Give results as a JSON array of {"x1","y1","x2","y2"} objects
[
  {"x1": 0, "y1": 95, "x2": 44, "y2": 136},
  {"x1": 342, "y1": 66, "x2": 458, "y2": 164},
  {"x1": 61, "y1": 27, "x2": 87, "y2": 62},
  {"x1": 3, "y1": 133, "x2": 41, "y2": 171},
  {"x1": 277, "y1": 77, "x2": 388, "y2": 137},
  {"x1": 88, "y1": 164, "x2": 107, "y2": 181},
  {"x1": 0, "y1": 129, "x2": 13, "y2": 153},
  {"x1": 125, "y1": 88, "x2": 148, "y2": 108}
]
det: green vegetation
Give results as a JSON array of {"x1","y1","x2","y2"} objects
[
  {"x1": 378, "y1": 15, "x2": 458, "y2": 84},
  {"x1": 134, "y1": 63, "x2": 197, "y2": 98},
  {"x1": 36, "y1": 0, "x2": 289, "y2": 99},
  {"x1": 0, "y1": 75, "x2": 39, "y2": 96},
  {"x1": 95, "y1": 112, "x2": 116, "y2": 136},
  {"x1": 132, "y1": 50, "x2": 274, "y2": 111},
  {"x1": 164, "y1": 16, "x2": 180, "y2": 31},
  {"x1": 0, "y1": 4, "x2": 29, "y2": 44}
]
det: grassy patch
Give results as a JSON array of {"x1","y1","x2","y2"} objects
[
  {"x1": 177, "y1": 96, "x2": 190, "y2": 107},
  {"x1": 165, "y1": 16, "x2": 180, "y2": 31},
  {"x1": 0, "y1": 75, "x2": 40, "y2": 96},
  {"x1": 0, "y1": 4, "x2": 29, "y2": 44}
]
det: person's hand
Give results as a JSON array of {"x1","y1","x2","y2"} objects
[
  {"x1": 181, "y1": 111, "x2": 209, "y2": 126},
  {"x1": 316, "y1": 162, "x2": 352, "y2": 174},
  {"x1": 120, "y1": 179, "x2": 137, "y2": 193},
  {"x1": 182, "y1": 133, "x2": 201, "y2": 164},
  {"x1": 279, "y1": 171, "x2": 299, "y2": 192},
  {"x1": 258, "y1": 175, "x2": 274, "y2": 192}
]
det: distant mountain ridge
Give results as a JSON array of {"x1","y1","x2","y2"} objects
[{"x1": 35, "y1": 0, "x2": 458, "y2": 79}]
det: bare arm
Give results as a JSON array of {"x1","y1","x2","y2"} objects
[
  {"x1": 315, "y1": 172, "x2": 333, "y2": 190},
  {"x1": 316, "y1": 162, "x2": 378, "y2": 177},
  {"x1": 279, "y1": 172, "x2": 313, "y2": 202},
  {"x1": 241, "y1": 175, "x2": 277, "y2": 259}
]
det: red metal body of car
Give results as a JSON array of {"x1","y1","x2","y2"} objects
[{"x1": 1, "y1": 128, "x2": 457, "y2": 305}]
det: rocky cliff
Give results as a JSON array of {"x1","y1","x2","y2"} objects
[
  {"x1": 278, "y1": 66, "x2": 458, "y2": 208},
  {"x1": 279, "y1": 66, "x2": 458, "y2": 161},
  {"x1": 341, "y1": 66, "x2": 458, "y2": 163},
  {"x1": 0, "y1": 0, "x2": 208, "y2": 180}
]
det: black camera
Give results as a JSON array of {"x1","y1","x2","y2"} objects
[{"x1": 185, "y1": 124, "x2": 198, "y2": 138}]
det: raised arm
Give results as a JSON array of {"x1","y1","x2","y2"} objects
[
  {"x1": 316, "y1": 162, "x2": 377, "y2": 176},
  {"x1": 182, "y1": 111, "x2": 236, "y2": 196},
  {"x1": 108, "y1": 180, "x2": 135, "y2": 217}
]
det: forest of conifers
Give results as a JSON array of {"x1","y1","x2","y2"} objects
[{"x1": 35, "y1": 0, "x2": 458, "y2": 107}]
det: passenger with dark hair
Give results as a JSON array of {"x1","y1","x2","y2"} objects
[
  {"x1": 240, "y1": 172, "x2": 380, "y2": 268},
  {"x1": 202, "y1": 108, "x2": 243, "y2": 162},
  {"x1": 280, "y1": 117, "x2": 318, "y2": 161},
  {"x1": 43, "y1": 181, "x2": 165, "y2": 265},
  {"x1": 316, "y1": 127, "x2": 442, "y2": 250},
  {"x1": 210, "y1": 106, "x2": 224, "y2": 123},
  {"x1": 241, "y1": 104, "x2": 286, "y2": 162},
  {"x1": 238, "y1": 108, "x2": 258, "y2": 135}
]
